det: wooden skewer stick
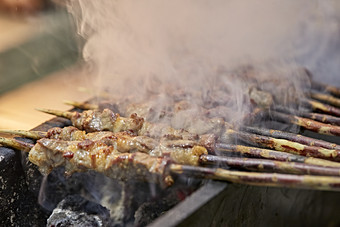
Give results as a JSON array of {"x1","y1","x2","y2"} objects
[
  {"x1": 0, "y1": 129, "x2": 47, "y2": 140},
  {"x1": 241, "y1": 126, "x2": 340, "y2": 150},
  {"x1": 310, "y1": 92, "x2": 340, "y2": 108},
  {"x1": 170, "y1": 164, "x2": 340, "y2": 192},
  {"x1": 35, "y1": 108, "x2": 74, "y2": 119},
  {"x1": 200, "y1": 154, "x2": 340, "y2": 177},
  {"x1": 274, "y1": 105, "x2": 340, "y2": 126},
  {"x1": 301, "y1": 112, "x2": 340, "y2": 126},
  {"x1": 64, "y1": 100, "x2": 98, "y2": 110},
  {"x1": 302, "y1": 99, "x2": 340, "y2": 117},
  {"x1": 226, "y1": 129, "x2": 340, "y2": 163},
  {"x1": 0, "y1": 137, "x2": 32, "y2": 152},
  {"x1": 270, "y1": 111, "x2": 340, "y2": 137},
  {"x1": 311, "y1": 80, "x2": 340, "y2": 98},
  {"x1": 215, "y1": 143, "x2": 340, "y2": 168}
]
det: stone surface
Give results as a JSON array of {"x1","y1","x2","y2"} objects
[{"x1": 0, "y1": 146, "x2": 49, "y2": 226}]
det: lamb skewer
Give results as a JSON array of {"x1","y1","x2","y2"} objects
[
  {"x1": 36, "y1": 108, "x2": 199, "y2": 140},
  {"x1": 3, "y1": 127, "x2": 340, "y2": 175},
  {"x1": 3, "y1": 127, "x2": 340, "y2": 168},
  {"x1": 0, "y1": 127, "x2": 207, "y2": 166},
  {"x1": 36, "y1": 108, "x2": 340, "y2": 162},
  {"x1": 0, "y1": 136, "x2": 174, "y2": 186},
  {"x1": 65, "y1": 99, "x2": 340, "y2": 146},
  {"x1": 2, "y1": 136, "x2": 340, "y2": 191}
]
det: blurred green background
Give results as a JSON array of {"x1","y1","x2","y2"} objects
[{"x1": 0, "y1": 7, "x2": 81, "y2": 95}]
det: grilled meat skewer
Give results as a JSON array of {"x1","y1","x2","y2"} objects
[
  {"x1": 0, "y1": 136, "x2": 174, "y2": 186},
  {"x1": 5, "y1": 128, "x2": 340, "y2": 175},
  {"x1": 3, "y1": 137, "x2": 340, "y2": 191},
  {"x1": 3, "y1": 126, "x2": 340, "y2": 177},
  {"x1": 36, "y1": 108, "x2": 199, "y2": 140},
  {"x1": 3, "y1": 127, "x2": 340, "y2": 169},
  {"x1": 0, "y1": 127, "x2": 207, "y2": 166},
  {"x1": 37, "y1": 108, "x2": 340, "y2": 162}
]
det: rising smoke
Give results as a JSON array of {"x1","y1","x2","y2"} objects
[{"x1": 66, "y1": 0, "x2": 340, "y2": 125}]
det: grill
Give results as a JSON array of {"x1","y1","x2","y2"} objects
[{"x1": 2, "y1": 75, "x2": 340, "y2": 226}]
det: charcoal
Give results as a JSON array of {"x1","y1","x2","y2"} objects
[{"x1": 47, "y1": 194, "x2": 112, "y2": 227}]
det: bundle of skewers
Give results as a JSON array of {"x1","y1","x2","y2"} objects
[{"x1": 2, "y1": 67, "x2": 340, "y2": 192}]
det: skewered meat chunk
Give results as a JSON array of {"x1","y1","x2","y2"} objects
[
  {"x1": 29, "y1": 138, "x2": 174, "y2": 186},
  {"x1": 31, "y1": 126, "x2": 208, "y2": 166},
  {"x1": 71, "y1": 109, "x2": 145, "y2": 134},
  {"x1": 39, "y1": 108, "x2": 199, "y2": 140}
]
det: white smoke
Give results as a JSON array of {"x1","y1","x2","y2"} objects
[{"x1": 66, "y1": 0, "x2": 340, "y2": 118}]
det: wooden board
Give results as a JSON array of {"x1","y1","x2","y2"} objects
[{"x1": 0, "y1": 66, "x2": 92, "y2": 130}]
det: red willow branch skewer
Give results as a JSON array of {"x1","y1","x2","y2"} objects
[
  {"x1": 274, "y1": 105, "x2": 340, "y2": 126},
  {"x1": 2, "y1": 137, "x2": 340, "y2": 191},
  {"x1": 200, "y1": 155, "x2": 340, "y2": 176},
  {"x1": 270, "y1": 111, "x2": 340, "y2": 137},
  {"x1": 215, "y1": 143, "x2": 340, "y2": 168},
  {"x1": 310, "y1": 92, "x2": 340, "y2": 108},
  {"x1": 170, "y1": 164, "x2": 340, "y2": 192},
  {"x1": 63, "y1": 100, "x2": 100, "y2": 110},
  {"x1": 241, "y1": 126, "x2": 340, "y2": 150},
  {"x1": 301, "y1": 113, "x2": 340, "y2": 126},
  {"x1": 302, "y1": 99, "x2": 340, "y2": 117},
  {"x1": 226, "y1": 129, "x2": 340, "y2": 163},
  {"x1": 311, "y1": 80, "x2": 340, "y2": 98}
]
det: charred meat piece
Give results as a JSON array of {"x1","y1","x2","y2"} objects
[{"x1": 29, "y1": 138, "x2": 174, "y2": 186}]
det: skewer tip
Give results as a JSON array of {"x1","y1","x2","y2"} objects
[
  {"x1": 35, "y1": 108, "x2": 73, "y2": 119},
  {"x1": 63, "y1": 100, "x2": 97, "y2": 110},
  {"x1": 0, "y1": 137, "x2": 33, "y2": 152},
  {"x1": 0, "y1": 129, "x2": 46, "y2": 140}
]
